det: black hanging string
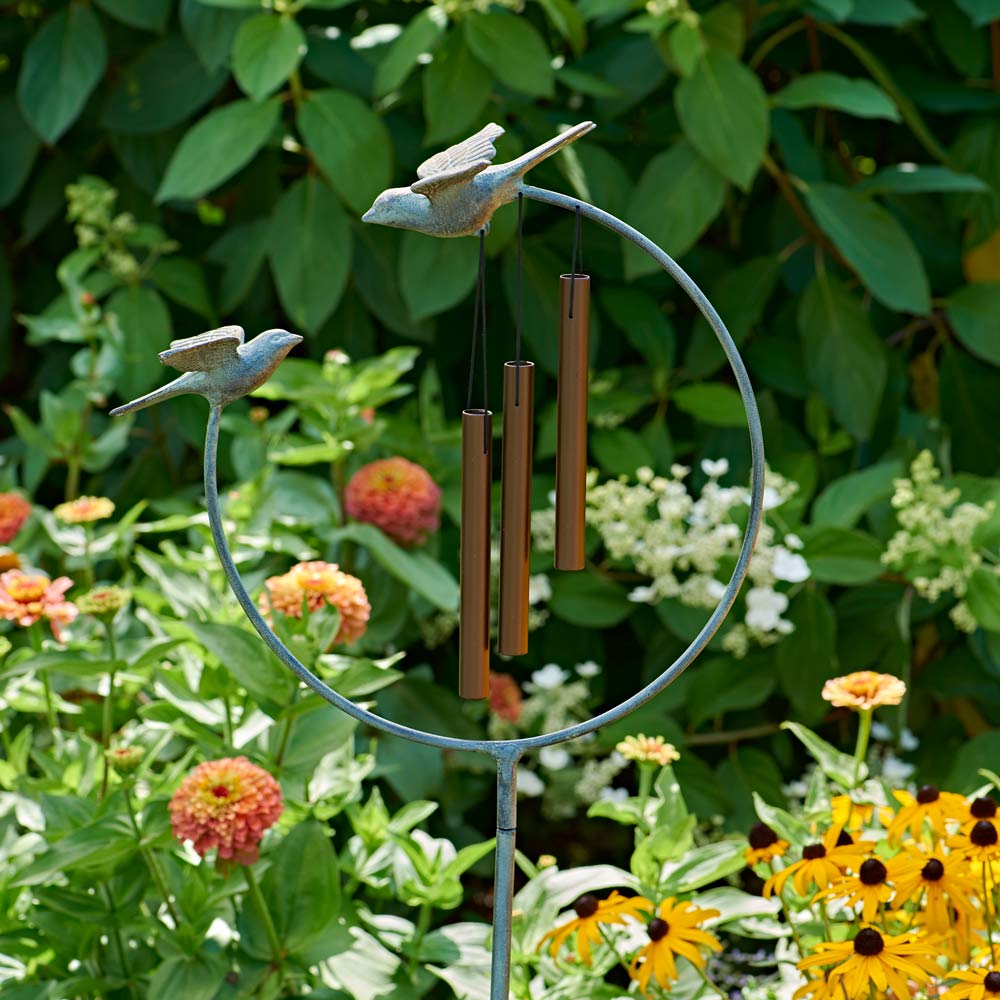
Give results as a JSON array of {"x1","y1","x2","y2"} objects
[
  {"x1": 568, "y1": 204, "x2": 583, "y2": 319},
  {"x1": 465, "y1": 229, "x2": 489, "y2": 452},
  {"x1": 515, "y1": 191, "x2": 524, "y2": 406}
]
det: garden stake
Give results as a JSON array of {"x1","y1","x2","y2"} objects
[
  {"x1": 128, "y1": 121, "x2": 767, "y2": 1000},
  {"x1": 498, "y1": 193, "x2": 533, "y2": 657}
]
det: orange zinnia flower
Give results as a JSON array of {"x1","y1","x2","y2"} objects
[
  {"x1": 489, "y1": 672, "x2": 523, "y2": 723},
  {"x1": 0, "y1": 569, "x2": 77, "y2": 640},
  {"x1": 821, "y1": 671, "x2": 905, "y2": 711},
  {"x1": 169, "y1": 757, "x2": 283, "y2": 865},
  {"x1": 345, "y1": 457, "x2": 441, "y2": 548},
  {"x1": 53, "y1": 495, "x2": 115, "y2": 524},
  {"x1": 0, "y1": 493, "x2": 31, "y2": 544}
]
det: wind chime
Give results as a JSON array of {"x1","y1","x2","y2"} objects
[{"x1": 459, "y1": 197, "x2": 590, "y2": 699}]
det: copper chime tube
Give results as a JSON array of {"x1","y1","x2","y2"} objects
[
  {"x1": 555, "y1": 273, "x2": 590, "y2": 571},
  {"x1": 498, "y1": 361, "x2": 534, "y2": 656},
  {"x1": 459, "y1": 408, "x2": 492, "y2": 699}
]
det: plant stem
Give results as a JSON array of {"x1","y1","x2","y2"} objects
[
  {"x1": 748, "y1": 17, "x2": 805, "y2": 69},
  {"x1": 123, "y1": 785, "x2": 182, "y2": 926},
  {"x1": 83, "y1": 523, "x2": 95, "y2": 587},
  {"x1": 100, "y1": 620, "x2": 118, "y2": 799},
  {"x1": 409, "y1": 904, "x2": 432, "y2": 978},
  {"x1": 636, "y1": 763, "x2": 655, "y2": 839},
  {"x1": 29, "y1": 624, "x2": 57, "y2": 731},
  {"x1": 852, "y1": 709, "x2": 873, "y2": 788},
  {"x1": 243, "y1": 864, "x2": 284, "y2": 977},
  {"x1": 896, "y1": 587, "x2": 914, "y2": 746},
  {"x1": 694, "y1": 960, "x2": 726, "y2": 998},
  {"x1": 102, "y1": 883, "x2": 136, "y2": 998}
]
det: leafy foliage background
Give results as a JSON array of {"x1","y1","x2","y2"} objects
[{"x1": 5, "y1": 0, "x2": 1000, "y2": 837}]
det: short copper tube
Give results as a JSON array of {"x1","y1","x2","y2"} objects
[
  {"x1": 555, "y1": 274, "x2": 590, "y2": 571},
  {"x1": 459, "y1": 409, "x2": 492, "y2": 699},
  {"x1": 498, "y1": 361, "x2": 534, "y2": 656}
]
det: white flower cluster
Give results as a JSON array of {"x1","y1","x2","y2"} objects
[
  {"x1": 532, "y1": 459, "x2": 810, "y2": 656},
  {"x1": 882, "y1": 450, "x2": 996, "y2": 633}
]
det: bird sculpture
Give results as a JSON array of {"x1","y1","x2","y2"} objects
[
  {"x1": 109, "y1": 326, "x2": 303, "y2": 416},
  {"x1": 362, "y1": 120, "x2": 596, "y2": 238}
]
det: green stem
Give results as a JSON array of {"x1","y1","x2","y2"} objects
[
  {"x1": 222, "y1": 693, "x2": 234, "y2": 748},
  {"x1": 597, "y1": 924, "x2": 633, "y2": 975},
  {"x1": 748, "y1": 17, "x2": 805, "y2": 69},
  {"x1": 274, "y1": 686, "x2": 300, "y2": 768},
  {"x1": 852, "y1": 709, "x2": 873, "y2": 789},
  {"x1": 693, "y1": 960, "x2": 726, "y2": 998},
  {"x1": 100, "y1": 621, "x2": 118, "y2": 799},
  {"x1": 243, "y1": 864, "x2": 284, "y2": 977},
  {"x1": 123, "y1": 785, "x2": 182, "y2": 926},
  {"x1": 774, "y1": 876, "x2": 808, "y2": 959},
  {"x1": 896, "y1": 587, "x2": 914, "y2": 746},
  {"x1": 29, "y1": 624, "x2": 57, "y2": 731},
  {"x1": 636, "y1": 763, "x2": 655, "y2": 840},
  {"x1": 409, "y1": 904, "x2": 432, "y2": 978},
  {"x1": 102, "y1": 883, "x2": 136, "y2": 998},
  {"x1": 84, "y1": 524, "x2": 95, "y2": 588}
]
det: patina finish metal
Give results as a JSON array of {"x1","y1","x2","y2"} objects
[
  {"x1": 555, "y1": 274, "x2": 590, "y2": 572},
  {"x1": 460, "y1": 408, "x2": 493, "y2": 699},
  {"x1": 498, "y1": 361, "x2": 534, "y2": 657},
  {"x1": 157, "y1": 121, "x2": 766, "y2": 1000}
]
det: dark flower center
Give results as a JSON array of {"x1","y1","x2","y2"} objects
[
  {"x1": 835, "y1": 830, "x2": 854, "y2": 846},
  {"x1": 211, "y1": 785, "x2": 229, "y2": 799},
  {"x1": 921, "y1": 858, "x2": 945, "y2": 882},
  {"x1": 972, "y1": 820, "x2": 999, "y2": 847},
  {"x1": 749, "y1": 823, "x2": 779, "y2": 849},
  {"x1": 573, "y1": 894, "x2": 599, "y2": 919},
  {"x1": 973, "y1": 797, "x2": 998, "y2": 819},
  {"x1": 859, "y1": 858, "x2": 888, "y2": 885},
  {"x1": 984, "y1": 972, "x2": 1000, "y2": 993},
  {"x1": 802, "y1": 844, "x2": 826, "y2": 860},
  {"x1": 648, "y1": 918, "x2": 669, "y2": 942},
  {"x1": 853, "y1": 928, "x2": 885, "y2": 956},
  {"x1": 916, "y1": 785, "x2": 939, "y2": 804}
]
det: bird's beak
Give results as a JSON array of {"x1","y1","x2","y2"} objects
[
  {"x1": 362, "y1": 206, "x2": 376, "y2": 223},
  {"x1": 285, "y1": 332, "x2": 304, "y2": 347}
]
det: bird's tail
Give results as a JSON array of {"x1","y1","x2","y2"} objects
[
  {"x1": 109, "y1": 379, "x2": 188, "y2": 417},
  {"x1": 507, "y1": 121, "x2": 596, "y2": 179}
]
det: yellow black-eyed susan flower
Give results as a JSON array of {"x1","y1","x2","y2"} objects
[
  {"x1": 764, "y1": 826, "x2": 873, "y2": 899},
  {"x1": 945, "y1": 968, "x2": 1000, "y2": 999},
  {"x1": 888, "y1": 845, "x2": 978, "y2": 932},
  {"x1": 832, "y1": 794, "x2": 892, "y2": 833},
  {"x1": 745, "y1": 822, "x2": 789, "y2": 866},
  {"x1": 798, "y1": 927, "x2": 941, "y2": 999},
  {"x1": 960, "y1": 796, "x2": 999, "y2": 834},
  {"x1": 950, "y1": 819, "x2": 1000, "y2": 863},
  {"x1": 539, "y1": 891, "x2": 650, "y2": 965},
  {"x1": 887, "y1": 785, "x2": 967, "y2": 842},
  {"x1": 627, "y1": 897, "x2": 721, "y2": 996},
  {"x1": 819, "y1": 857, "x2": 893, "y2": 922}
]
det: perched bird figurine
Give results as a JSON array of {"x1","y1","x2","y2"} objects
[
  {"x1": 362, "y1": 120, "x2": 596, "y2": 237},
  {"x1": 109, "y1": 326, "x2": 303, "y2": 416}
]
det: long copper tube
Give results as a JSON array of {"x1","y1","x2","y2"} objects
[
  {"x1": 459, "y1": 408, "x2": 492, "y2": 699},
  {"x1": 498, "y1": 361, "x2": 534, "y2": 656},
  {"x1": 555, "y1": 273, "x2": 590, "y2": 570}
]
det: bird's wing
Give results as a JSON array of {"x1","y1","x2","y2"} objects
[
  {"x1": 410, "y1": 159, "x2": 491, "y2": 198},
  {"x1": 159, "y1": 325, "x2": 244, "y2": 372},
  {"x1": 416, "y1": 123, "x2": 505, "y2": 179}
]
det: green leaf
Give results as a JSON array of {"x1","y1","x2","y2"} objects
[
  {"x1": 0, "y1": 97, "x2": 39, "y2": 209},
  {"x1": 148, "y1": 955, "x2": 228, "y2": 1000},
  {"x1": 782, "y1": 721, "x2": 864, "y2": 788},
  {"x1": 659, "y1": 840, "x2": 746, "y2": 893},
  {"x1": 798, "y1": 273, "x2": 887, "y2": 440},
  {"x1": 946, "y1": 284, "x2": 1000, "y2": 366},
  {"x1": 101, "y1": 35, "x2": 227, "y2": 136},
  {"x1": 548, "y1": 571, "x2": 633, "y2": 628},
  {"x1": 233, "y1": 13, "x2": 307, "y2": 101},
  {"x1": 157, "y1": 97, "x2": 280, "y2": 202},
  {"x1": 966, "y1": 568, "x2": 1000, "y2": 632},
  {"x1": 772, "y1": 72, "x2": 899, "y2": 120},
  {"x1": 624, "y1": 141, "x2": 726, "y2": 278},
  {"x1": 672, "y1": 383, "x2": 747, "y2": 427},
  {"x1": 848, "y1": 0, "x2": 923, "y2": 25},
  {"x1": 95, "y1": 0, "x2": 172, "y2": 32},
  {"x1": 802, "y1": 183, "x2": 931, "y2": 314},
  {"x1": 956, "y1": 0, "x2": 1000, "y2": 27},
  {"x1": 855, "y1": 164, "x2": 990, "y2": 195},
  {"x1": 686, "y1": 657, "x2": 776, "y2": 728},
  {"x1": 208, "y1": 218, "x2": 271, "y2": 313},
  {"x1": 422, "y1": 30, "x2": 493, "y2": 143},
  {"x1": 800, "y1": 526, "x2": 884, "y2": 585},
  {"x1": 591, "y1": 428, "x2": 655, "y2": 477},
  {"x1": 674, "y1": 50, "x2": 768, "y2": 191},
  {"x1": 297, "y1": 89, "x2": 393, "y2": 215},
  {"x1": 374, "y1": 8, "x2": 447, "y2": 97},
  {"x1": 180, "y1": 0, "x2": 250, "y2": 71},
  {"x1": 940, "y1": 346, "x2": 1000, "y2": 476},
  {"x1": 13, "y1": 816, "x2": 137, "y2": 885},
  {"x1": 334, "y1": 523, "x2": 458, "y2": 612},
  {"x1": 776, "y1": 589, "x2": 837, "y2": 723},
  {"x1": 148, "y1": 256, "x2": 216, "y2": 321},
  {"x1": 464, "y1": 11, "x2": 554, "y2": 98},
  {"x1": 536, "y1": 0, "x2": 587, "y2": 56},
  {"x1": 17, "y1": 4, "x2": 108, "y2": 143},
  {"x1": 108, "y1": 285, "x2": 173, "y2": 401},
  {"x1": 812, "y1": 460, "x2": 903, "y2": 528},
  {"x1": 752, "y1": 792, "x2": 809, "y2": 845},
  {"x1": 399, "y1": 231, "x2": 479, "y2": 321},
  {"x1": 268, "y1": 176, "x2": 351, "y2": 334}
]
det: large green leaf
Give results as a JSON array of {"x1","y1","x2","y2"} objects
[
  {"x1": 940, "y1": 346, "x2": 1000, "y2": 476},
  {"x1": 955, "y1": 0, "x2": 1000, "y2": 27},
  {"x1": 773, "y1": 72, "x2": 899, "y2": 120},
  {"x1": 672, "y1": 384, "x2": 747, "y2": 427},
  {"x1": 800, "y1": 526, "x2": 885, "y2": 585},
  {"x1": 946, "y1": 283, "x2": 1000, "y2": 366},
  {"x1": 548, "y1": 570, "x2": 633, "y2": 628},
  {"x1": 464, "y1": 11, "x2": 553, "y2": 98},
  {"x1": 102, "y1": 36, "x2": 227, "y2": 136},
  {"x1": 108, "y1": 285, "x2": 173, "y2": 401},
  {"x1": 798, "y1": 273, "x2": 887, "y2": 441},
  {"x1": 233, "y1": 13, "x2": 307, "y2": 102},
  {"x1": 17, "y1": 4, "x2": 108, "y2": 143},
  {"x1": 802, "y1": 183, "x2": 931, "y2": 314},
  {"x1": 180, "y1": 0, "x2": 249, "y2": 71},
  {"x1": 268, "y1": 176, "x2": 351, "y2": 333},
  {"x1": 148, "y1": 955, "x2": 228, "y2": 1000},
  {"x1": 624, "y1": 141, "x2": 726, "y2": 278},
  {"x1": 776, "y1": 589, "x2": 837, "y2": 723},
  {"x1": 95, "y1": 0, "x2": 172, "y2": 32},
  {"x1": 399, "y1": 231, "x2": 479, "y2": 321},
  {"x1": 812, "y1": 460, "x2": 903, "y2": 528},
  {"x1": 423, "y1": 30, "x2": 493, "y2": 143},
  {"x1": 374, "y1": 7, "x2": 447, "y2": 97},
  {"x1": 855, "y1": 164, "x2": 989, "y2": 195},
  {"x1": 156, "y1": 97, "x2": 280, "y2": 202},
  {"x1": 0, "y1": 97, "x2": 39, "y2": 208},
  {"x1": 297, "y1": 89, "x2": 393, "y2": 215},
  {"x1": 674, "y1": 50, "x2": 768, "y2": 190},
  {"x1": 966, "y1": 568, "x2": 1000, "y2": 632}
]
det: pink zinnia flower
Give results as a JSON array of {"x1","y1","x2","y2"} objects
[
  {"x1": 169, "y1": 756, "x2": 283, "y2": 865},
  {"x1": 0, "y1": 493, "x2": 31, "y2": 544},
  {"x1": 259, "y1": 560, "x2": 370, "y2": 645},
  {"x1": 489, "y1": 672, "x2": 523, "y2": 724},
  {"x1": 345, "y1": 457, "x2": 441, "y2": 548},
  {"x1": 0, "y1": 569, "x2": 77, "y2": 640}
]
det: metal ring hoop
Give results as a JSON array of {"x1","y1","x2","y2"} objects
[{"x1": 203, "y1": 184, "x2": 765, "y2": 767}]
